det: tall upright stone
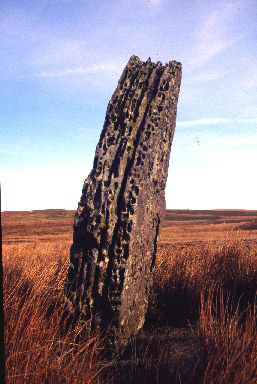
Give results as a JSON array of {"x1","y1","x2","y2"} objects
[{"x1": 64, "y1": 55, "x2": 182, "y2": 347}]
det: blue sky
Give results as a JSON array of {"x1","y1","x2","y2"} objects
[{"x1": 1, "y1": 0, "x2": 257, "y2": 211}]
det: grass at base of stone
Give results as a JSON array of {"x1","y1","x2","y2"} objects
[
  {"x1": 197, "y1": 288, "x2": 256, "y2": 384},
  {"x1": 102, "y1": 325, "x2": 199, "y2": 384},
  {"x1": 146, "y1": 239, "x2": 257, "y2": 327},
  {"x1": 3, "y1": 238, "x2": 256, "y2": 383},
  {"x1": 101, "y1": 291, "x2": 256, "y2": 384}
]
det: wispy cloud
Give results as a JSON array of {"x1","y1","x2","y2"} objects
[
  {"x1": 190, "y1": 40, "x2": 236, "y2": 69},
  {"x1": 243, "y1": 72, "x2": 257, "y2": 90},
  {"x1": 190, "y1": 2, "x2": 242, "y2": 69},
  {"x1": 37, "y1": 63, "x2": 123, "y2": 78},
  {"x1": 188, "y1": 71, "x2": 225, "y2": 84},
  {"x1": 242, "y1": 106, "x2": 257, "y2": 118},
  {"x1": 177, "y1": 118, "x2": 257, "y2": 127}
]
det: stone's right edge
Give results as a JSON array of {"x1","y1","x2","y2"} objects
[{"x1": 114, "y1": 57, "x2": 182, "y2": 347}]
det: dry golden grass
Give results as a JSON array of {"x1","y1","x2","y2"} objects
[
  {"x1": 149, "y1": 239, "x2": 257, "y2": 327},
  {"x1": 157, "y1": 239, "x2": 257, "y2": 291},
  {"x1": 2, "y1": 209, "x2": 257, "y2": 383},
  {"x1": 3, "y1": 241, "x2": 106, "y2": 384},
  {"x1": 199, "y1": 288, "x2": 256, "y2": 384}
]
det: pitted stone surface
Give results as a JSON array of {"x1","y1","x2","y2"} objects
[{"x1": 64, "y1": 55, "x2": 182, "y2": 347}]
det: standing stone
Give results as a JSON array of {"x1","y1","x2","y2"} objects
[{"x1": 64, "y1": 55, "x2": 182, "y2": 347}]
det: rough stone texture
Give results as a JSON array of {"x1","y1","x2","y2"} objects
[{"x1": 64, "y1": 55, "x2": 182, "y2": 347}]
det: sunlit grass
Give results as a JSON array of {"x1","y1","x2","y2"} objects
[
  {"x1": 3, "y1": 242, "x2": 105, "y2": 384},
  {"x1": 3, "y1": 211, "x2": 257, "y2": 384},
  {"x1": 148, "y1": 239, "x2": 257, "y2": 326},
  {"x1": 199, "y1": 288, "x2": 256, "y2": 384}
]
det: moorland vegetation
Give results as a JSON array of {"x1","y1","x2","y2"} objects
[{"x1": 2, "y1": 209, "x2": 257, "y2": 383}]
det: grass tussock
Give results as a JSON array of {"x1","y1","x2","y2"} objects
[
  {"x1": 3, "y1": 242, "x2": 105, "y2": 384},
  {"x1": 198, "y1": 288, "x2": 256, "y2": 384},
  {"x1": 147, "y1": 239, "x2": 257, "y2": 326}
]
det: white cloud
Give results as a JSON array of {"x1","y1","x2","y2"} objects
[
  {"x1": 190, "y1": 40, "x2": 236, "y2": 69},
  {"x1": 197, "y1": 2, "x2": 239, "y2": 37},
  {"x1": 190, "y1": 2, "x2": 242, "y2": 69},
  {"x1": 188, "y1": 71, "x2": 224, "y2": 84},
  {"x1": 242, "y1": 106, "x2": 257, "y2": 118},
  {"x1": 177, "y1": 118, "x2": 257, "y2": 127},
  {"x1": 243, "y1": 73, "x2": 257, "y2": 90},
  {"x1": 37, "y1": 63, "x2": 123, "y2": 78}
]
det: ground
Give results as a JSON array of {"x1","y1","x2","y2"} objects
[{"x1": 2, "y1": 209, "x2": 257, "y2": 383}]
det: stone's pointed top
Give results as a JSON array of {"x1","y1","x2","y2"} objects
[
  {"x1": 169, "y1": 60, "x2": 177, "y2": 66},
  {"x1": 128, "y1": 55, "x2": 142, "y2": 65},
  {"x1": 147, "y1": 57, "x2": 152, "y2": 63}
]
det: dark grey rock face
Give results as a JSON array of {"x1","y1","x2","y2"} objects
[{"x1": 64, "y1": 55, "x2": 182, "y2": 347}]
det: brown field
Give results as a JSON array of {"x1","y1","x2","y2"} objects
[
  {"x1": 2, "y1": 209, "x2": 257, "y2": 383},
  {"x1": 3, "y1": 208, "x2": 257, "y2": 244}
]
